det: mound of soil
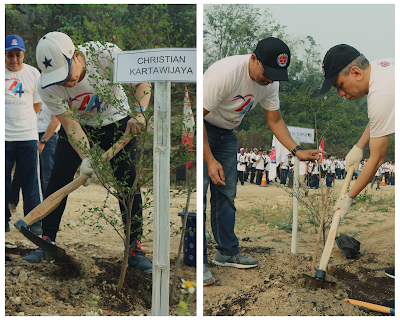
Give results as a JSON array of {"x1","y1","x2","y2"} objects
[
  {"x1": 5, "y1": 185, "x2": 197, "y2": 316},
  {"x1": 204, "y1": 180, "x2": 395, "y2": 316}
]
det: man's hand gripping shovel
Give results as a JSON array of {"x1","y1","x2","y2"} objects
[
  {"x1": 303, "y1": 165, "x2": 355, "y2": 284},
  {"x1": 14, "y1": 134, "x2": 133, "y2": 260}
]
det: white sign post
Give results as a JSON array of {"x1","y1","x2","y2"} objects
[
  {"x1": 286, "y1": 127, "x2": 314, "y2": 255},
  {"x1": 115, "y1": 48, "x2": 196, "y2": 316}
]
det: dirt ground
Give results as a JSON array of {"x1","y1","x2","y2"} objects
[
  {"x1": 5, "y1": 183, "x2": 197, "y2": 316},
  {"x1": 204, "y1": 178, "x2": 395, "y2": 316}
]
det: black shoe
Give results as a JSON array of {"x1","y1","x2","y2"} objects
[
  {"x1": 6, "y1": 221, "x2": 11, "y2": 232},
  {"x1": 128, "y1": 240, "x2": 152, "y2": 273},
  {"x1": 21, "y1": 236, "x2": 52, "y2": 263},
  {"x1": 29, "y1": 223, "x2": 43, "y2": 235},
  {"x1": 385, "y1": 268, "x2": 395, "y2": 279}
]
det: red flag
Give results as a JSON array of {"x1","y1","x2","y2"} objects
[
  {"x1": 182, "y1": 86, "x2": 195, "y2": 169},
  {"x1": 319, "y1": 137, "x2": 324, "y2": 161}
]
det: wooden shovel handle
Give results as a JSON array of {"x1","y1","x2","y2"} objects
[
  {"x1": 344, "y1": 299, "x2": 394, "y2": 314},
  {"x1": 317, "y1": 165, "x2": 355, "y2": 273},
  {"x1": 21, "y1": 134, "x2": 133, "y2": 226},
  {"x1": 311, "y1": 187, "x2": 330, "y2": 271}
]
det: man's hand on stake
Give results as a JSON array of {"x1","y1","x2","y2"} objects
[
  {"x1": 125, "y1": 118, "x2": 145, "y2": 137},
  {"x1": 80, "y1": 157, "x2": 98, "y2": 187},
  {"x1": 207, "y1": 158, "x2": 226, "y2": 186},
  {"x1": 345, "y1": 145, "x2": 363, "y2": 172},
  {"x1": 333, "y1": 193, "x2": 354, "y2": 220},
  {"x1": 295, "y1": 149, "x2": 326, "y2": 161}
]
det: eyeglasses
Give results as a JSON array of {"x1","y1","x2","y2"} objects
[{"x1": 257, "y1": 60, "x2": 268, "y2": 77}]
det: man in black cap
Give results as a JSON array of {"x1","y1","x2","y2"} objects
[
  {"x1": 203, "y1": 37, "x2": 322, "y2": 286},
  {"x1": 319, "y1": 44, "x2": 394, "y2": 219}
]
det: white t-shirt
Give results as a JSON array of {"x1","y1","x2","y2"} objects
[
  {"x1": 299, "y1": 161, "x2": 307, "y2": 175},
  {"x1": 204, "y1": 54, "x2": 280, "y2": 130},
  {"x1": 38, "y1": 42, "x2": 139, "y2": 127},
  {"x1": 37, "y1": 103, "x2": 61, "y2": 134},
  {"x1": 281, "y1": 155, "x2": 289, "y2": 170},
  {"x1": 251, "y1": 152, "x2": 257, "y2": 168},
  {"x1": 5, "y1": 64, "x2": 42, "y2": 141},
  {"x1": 256, "y1": 154, "x2": 264, "y2": 170},
  {"x1": 368, "y1": 59, "x2": 395, "y2": 138},
  {"x1": 237, "y1": 154, "x2": 246, "y2": 171},
  {"x1": 264, "y1": 155, "x2": 271, "y2": 171}
]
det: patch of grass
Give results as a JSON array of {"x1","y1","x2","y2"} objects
[
  {"x1": 356, "y1": 194, "x2": 372, "y2": 203},
  {"x1": 271, "y1": 215, "x2": 301, "y2": 233},
  {"x1": 377, "y1": 206, "x2": 389, "y2": 212}
]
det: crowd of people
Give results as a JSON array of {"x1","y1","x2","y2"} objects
[{"x1": 237, "y1": 148, "x2": 395, "y2": 190}]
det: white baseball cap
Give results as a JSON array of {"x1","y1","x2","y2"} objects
[{"x1": 36, "y1": 32, "x2": 75, "y2": 88}]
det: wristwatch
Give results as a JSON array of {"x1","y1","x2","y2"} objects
[
  {"x1": 291, "y1": 145, "x2": 303, "y2": 156},
  {"x1": 40, "y1": 137, "x2": 47, "y2": 144}
]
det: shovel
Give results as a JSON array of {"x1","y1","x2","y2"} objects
[
  {"x1": 14, "y1": 134, "x2": 133, "y2": 258},
  {"x1": 304, "y1": 165, "x2": 355, "y2": 283}
]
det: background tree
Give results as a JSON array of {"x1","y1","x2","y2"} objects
[{"x1": 203, "y1": 4, "x2": 394, "y2": 161}]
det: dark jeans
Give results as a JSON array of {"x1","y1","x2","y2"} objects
[
  {"x1": 203, "y1": 121, "x2": 239, "y2": 262},
  {"x1": 42, "y1": 117, "x2": 142, "y2": 243},
  {"x1": 326, "y1": 173, "x2": 334, "y2": 187},
  {"x1": 280, "y1": 168, "x2": 288, "y2": 185},
  {"x1": 6, "y1": 141, "x2": 41, "y2": 224},
  {"x1": 237, "y1": 171, "x2": 244, "y2": 185},
  {"x1": 38, "y1": 132, "x2": 58, "y2": 194},
  {"x1": 250, "y1": 166, "x2": 256, "y2": 183},
  {"x1": 256, "y1": 169, "x2": 263, "y2": 185},
  {"x1": 10, "y1": 168, "x2": 20, "y2": 205}
]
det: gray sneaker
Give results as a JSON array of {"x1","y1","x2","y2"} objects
[
  {"x1": 21, "y1": 236, "x2": 52, "y2": 263},
  {"x1": 212, "y1": 250, "x2": 258, "y2": 268},
  {"x1": 203, "y1": 263, "x2": 215, "y2": 286}
]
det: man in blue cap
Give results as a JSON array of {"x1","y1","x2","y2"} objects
[{"x1": 5, "y1": 34, "x2": 43, "y2": 235}]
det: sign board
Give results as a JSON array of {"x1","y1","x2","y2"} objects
[
  {"x1": 287, "y1": 126, "x2": 314, "y2": 144},
  {"x1": 114, "y1": 48, "x2": 196, "y2": 83}
]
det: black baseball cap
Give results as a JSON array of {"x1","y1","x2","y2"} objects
[
  {"x1": 319, "y1": 44, "x2": 361, "y2": 94},
  {"x1": 254, "y1": 37, "x2": 291, "y2": 81}
]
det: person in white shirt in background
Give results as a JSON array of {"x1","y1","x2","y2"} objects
[
  {"x1": 371, "y1": 165, "x2": 382, "y2": 190},
  {"x1": 244, "y1": 148, "x2": 250, "y2": 181},
  {"x1": 263, "y1": 150, "x2": 271, "y2": 185},
  {"x1": 255, "y1": 149, "x2": 265, "y2": 185},
  {"x1": 5, "y1": 34, "x2": 42, "y2": 235},
  {"x1": 250, "y1": 148, "x2": 258, "y2": 183},
  {"x1": 280, "y1": 154, "x2": 289, "y2": 185},
  {"x1": 299, "y1": 160, "x2": 309, "y2": 196},
  {"x1": 237, "y1": 148, "x2": 246, "y2": 185},
  {"x1": 37, "y1": 103, "x2": 61, "y2": 193},
  {"x1": 339, "y1": 158, "x2": 345, "y2": 179}
]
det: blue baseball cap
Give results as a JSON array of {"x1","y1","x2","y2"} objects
[{"x1": 6, "y1": 35, "x2": 25, "y2": 51}]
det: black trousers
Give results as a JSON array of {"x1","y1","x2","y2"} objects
[
  {"x1": 237, "y1": 171, "x2": 244, "y2": 185},
  {"x1": 42, "y1": 116, "x2": 142, "y2": 243},
  {"x1": 250, "y1": 166, "x2": 256, "y2": 183}
]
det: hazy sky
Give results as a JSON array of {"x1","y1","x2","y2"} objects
[
  {"x1": 254, "y1": 4, "x2": 395, "y2": 62},
  {"x1": 204, "y1": 4, "x2": 395, "y2": 63}
]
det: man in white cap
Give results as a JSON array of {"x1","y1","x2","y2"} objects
[
  {"x1": 5, "y1": 34, "x2": 43, "y2": 235},
  {"x1": 203, "y1": 37, "x2": 323, "y2": 285},
  {"x1": 22, "y1": 32, "x2": 153, "y2": 273},
  {"x1": 319, "y1": 44, "x2": 394, "y2": 219}
]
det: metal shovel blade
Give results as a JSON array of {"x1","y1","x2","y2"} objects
[
  {"x1": 21, "y1": 226, "x2": 67, "y2": 260},
  {"x1": 303, "y1": 271, "x2": 336, "y2": 284}
]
